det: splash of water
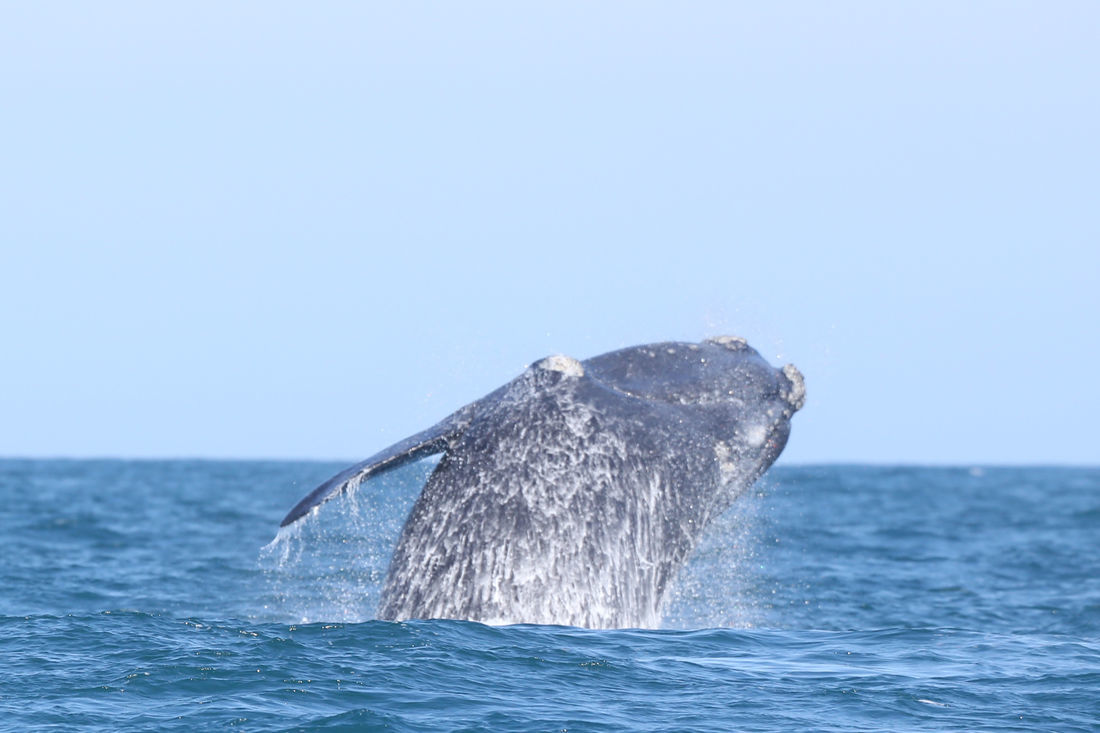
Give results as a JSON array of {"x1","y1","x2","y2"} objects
[
  {"x1": 258, "y1": 455, "x2": 766, "y2": 629},
  {"x1": 257, "y1": 459, "x2": 432, "y2": 624},
  {"x1": 662, "y1": 484, "x2": 765, "y2": 629}
]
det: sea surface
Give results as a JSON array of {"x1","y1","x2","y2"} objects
[{"x1": 1, "y1": 460, "x2": 1097, "y2": 731}]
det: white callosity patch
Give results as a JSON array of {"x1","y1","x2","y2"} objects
[
  {"x1": 781, "y1": 363, "x2": 806, "y2": 411},
  {"x1": 714, "y1": 441, "x2": 737, "y2": 484},
  {"x1": 743, "y1": 424, "x2": 768, "y2": 448},
  {"x1": 710, "y1": 431, "x2": 769, "y2": 520},
  {"x1": 536, "y1": 354, "x2": 585, "y2": 378},
  {"x1": 706, "y1": 335, "x2": 748, "y2": 350}
]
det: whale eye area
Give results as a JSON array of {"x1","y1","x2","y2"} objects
[{"x1": 583, "y1": 341, "x2": 780, "y2": 407}]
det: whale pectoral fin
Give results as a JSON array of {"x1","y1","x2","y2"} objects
[{"x1": 279, "y1": 407, "x2": 475, "y2": 527}]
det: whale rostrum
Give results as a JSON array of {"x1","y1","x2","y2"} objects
[{"x1": 280, "y1": 337, "x2": 804, "y2": 628}]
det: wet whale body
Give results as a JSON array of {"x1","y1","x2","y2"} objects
[{"x1": 280, "y1": 337, "x2": 805, "y2": 628}]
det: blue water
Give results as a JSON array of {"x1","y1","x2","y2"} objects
[{"x1": 2, "y1": 460, "x2": 1097, "y2": 730}]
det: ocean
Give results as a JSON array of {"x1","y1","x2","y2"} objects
[{"x1": 1, "y1": 460, "x2": 1097, "y2": 731}]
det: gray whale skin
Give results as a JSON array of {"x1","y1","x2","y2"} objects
[{"x1": 280, "y1": 337, "x2": 805, "y2": 629}]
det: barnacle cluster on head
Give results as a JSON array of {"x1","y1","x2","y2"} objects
[
  {"x1": 780, "y1": 363, "x2": 806, "y2": 411},
  {"x1": 705, "y1": 335, "x2": 748, "y2": 351},
  {"x1": 535, "y1": 354, "x2": 585, "y2": 378}
]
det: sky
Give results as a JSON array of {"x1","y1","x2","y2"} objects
[{"x1": 1, "y1": 2, "x2": 1097, "y2": 464}]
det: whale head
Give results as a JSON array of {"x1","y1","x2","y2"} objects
[{"x1": 583, "y1": 336, "x2": 804, "y2": 501}]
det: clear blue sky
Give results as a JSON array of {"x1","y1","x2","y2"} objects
[{"x1": 1, "y1": 2, "x2": 1097, "y2": 464}]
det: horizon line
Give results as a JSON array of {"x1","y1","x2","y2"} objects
[{"x1": 0, "y1": 454, "x2": 1096, "y2": 470}]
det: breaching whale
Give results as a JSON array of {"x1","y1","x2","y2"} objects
[{"x1": 280, "y1": 337, "x2": 804, "y2": 628}]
